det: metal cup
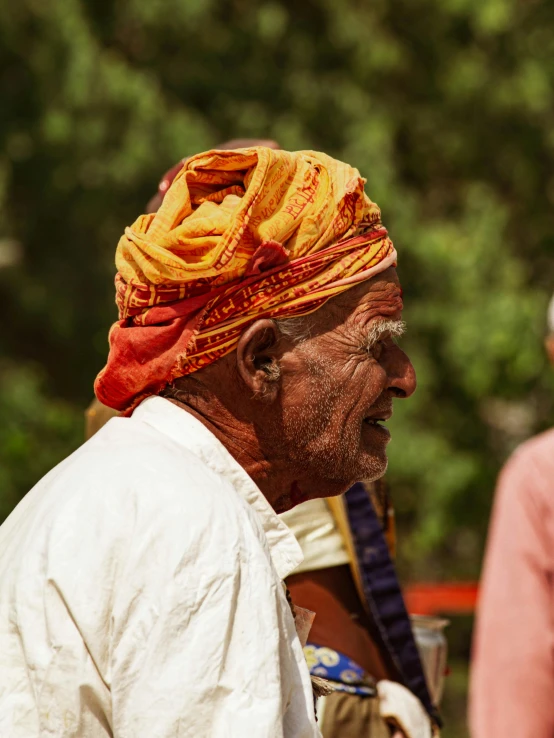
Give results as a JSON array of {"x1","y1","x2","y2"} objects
[{"x1": 410, "y1": 614, "x2": 449, "y2": 705}]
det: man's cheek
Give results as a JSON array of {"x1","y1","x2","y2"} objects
[
  {"x1": 322, "y1": 357, "x2": 364, "y2": 397},
  {"x1": 281, "y1": 371, "x2": 313, "y2": 401},
  {"x1": 334, "y1": 362, "x2": 383, "y2": 406}
]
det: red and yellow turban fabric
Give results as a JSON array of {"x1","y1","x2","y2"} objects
[{"x1": 95, "y1": 147, "x2": 397, "y2": 412}]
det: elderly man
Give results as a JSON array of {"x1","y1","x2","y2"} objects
[{"x1": 0, "y1": 147, "x2": 415, "y2": 737}]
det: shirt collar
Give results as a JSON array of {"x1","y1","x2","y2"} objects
[{"x1": 131, "y1": 396, "x2": 304, "y2": 580}]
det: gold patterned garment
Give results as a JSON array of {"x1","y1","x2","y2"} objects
[{"x1": 95, "y1": 147, "x2": 397, "y2": 412}]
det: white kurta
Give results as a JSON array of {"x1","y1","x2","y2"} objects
[{"x1": 0, "y1": 397, "x2": 319, "y2": 738}]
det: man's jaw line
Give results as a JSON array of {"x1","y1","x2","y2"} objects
[{"x1": 278, "y1": 400, "x2": 395, "y2": 511}]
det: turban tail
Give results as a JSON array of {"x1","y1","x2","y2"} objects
[{"x1": 95, "y1": 148, "x2": 397, "y2": 412}]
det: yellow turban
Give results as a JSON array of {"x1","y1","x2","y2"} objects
[{"x1": 95, "y1": 147, "x2": 396, "y2": 412}]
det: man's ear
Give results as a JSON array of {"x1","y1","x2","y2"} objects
[{"x1": 236, "y1": 319, "x2": 282, "y2": 399}]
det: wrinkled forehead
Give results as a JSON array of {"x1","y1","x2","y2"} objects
[
  {"x1": 322, "y1": 267, "x2": 403, "y2": 329},
  {"x1": 301, "y1": 267, "x2": 403, "y2": 341}
]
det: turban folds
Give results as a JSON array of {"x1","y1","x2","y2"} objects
[{"x1": 95, "y1": 147, "x2": 397, "y2": 412}]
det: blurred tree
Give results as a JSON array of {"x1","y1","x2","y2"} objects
[
  {"x1": 0, "y1": 361, "x2": 81, "y2": 522},
  {"x1": 1, "y1": 0, "x2": 554, "y2": 583}
]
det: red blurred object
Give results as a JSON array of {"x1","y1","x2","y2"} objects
[
  {"x1": 145, "y1": 160, "x2": 186, "y2": 213},
  {"x1": 405, "y1": 582, "x2": 479, "y2": 615}
]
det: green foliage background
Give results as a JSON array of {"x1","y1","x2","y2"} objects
[{"x1": 1, "y1": 3, "x2": 554, "y2": 730}]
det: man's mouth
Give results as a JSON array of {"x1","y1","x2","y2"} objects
[{"x1": 362, "y1": 410, "x2": 392, "y2": 438}]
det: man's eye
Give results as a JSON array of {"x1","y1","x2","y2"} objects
[
  {"x1": 381, "y1": 334, "x2": 400, "y2": 348},
  {"x1": 367, "y1": 334, "x2": 399, "y2": 357},
  {"x1": 361, "y1": 331, "x2": 399, "y2": 356},
  {"x1": 366, "y1": 340, "x2": 384, "y2": 357}
]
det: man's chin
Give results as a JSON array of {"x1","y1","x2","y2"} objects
[
  {"x1": 307, "y1": 451, "x2": 389, "y2": 499},
  {"x1": 275, "y1": 447, "x2": 389, "y2": 510},
  {"x1": 353, "y1": 451, "x2": 388, "y2": 484}
]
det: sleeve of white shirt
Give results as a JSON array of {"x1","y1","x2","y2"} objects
[
  {"x1": 47, "y1": 449, "x2": 306, "y2": 737},
  {"x1": 110, "y1": 467, "x2": 300, "y2": 736}
]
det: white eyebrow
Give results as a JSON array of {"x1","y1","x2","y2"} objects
[{"x1": 362, "y1": 319, "x2": 406, "y2": 351}]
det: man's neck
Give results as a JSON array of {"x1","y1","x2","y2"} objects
[{"x1": 164, "y1": 396, "x2": 295, "y2": 512}]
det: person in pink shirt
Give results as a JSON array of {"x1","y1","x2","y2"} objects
[{"x1": 469, "y1": 295, "x2": 554, "y2": 737}]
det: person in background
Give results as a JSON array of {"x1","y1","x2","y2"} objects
[
  {"x1": 0, "y1": 144, "x2": 416, "y2": 737},
  {"x1": 469, "y1": 293, "x2": 554, "y2": 738},
  {"x1": 283, "y1": 484, "x2": 440, "y2": 738}
]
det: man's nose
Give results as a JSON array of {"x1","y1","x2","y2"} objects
[{"x1": 387, "y1": 347, "x2": 417, "y2": 399}]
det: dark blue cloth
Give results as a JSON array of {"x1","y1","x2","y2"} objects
[{"x1": 344, "y1": 482, "x2": 441, "y2": 726}]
